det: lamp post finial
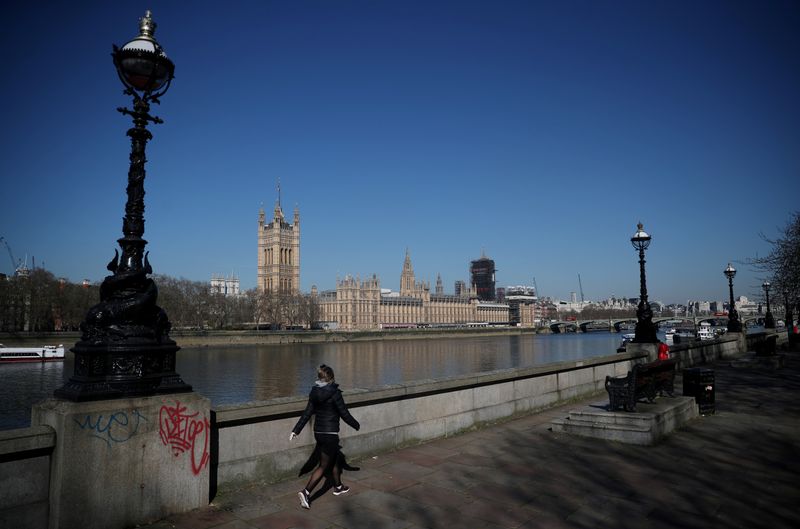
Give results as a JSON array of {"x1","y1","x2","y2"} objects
[{"x1": 139, "y1": 10, "x2": 156, "y2": 38}]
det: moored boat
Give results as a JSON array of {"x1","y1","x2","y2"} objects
[
  {"x1": 697, "y1": 322, "x2": 715, "y2": 341},
  {"x1": 0, "y1": 344, "x2": 65, "y2": 363},
  {"x1": 669, "y1": 326, "x2": 697, "y2": 344},
  {"x1": 617, "y1": 333, "x2": 636, "y2": 352}
]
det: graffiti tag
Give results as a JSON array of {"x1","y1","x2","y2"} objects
[
  {"x1": 73, "y1": 409, "x2": 146, "y2": 448},
  {"x1": 158, "y1": 401, "x2": 210, "y2": 475}
]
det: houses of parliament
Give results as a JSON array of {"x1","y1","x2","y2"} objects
[{"x1": 257, "y1": 199, "x2": 535, "y2": 330}]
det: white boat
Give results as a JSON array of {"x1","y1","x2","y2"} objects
[
  {"x1": 697, "y1": 322, "x2": 715, "y2": 341},
  {"x1": 669, "y1": 326, "x2": 697, "y2": 343},
  {"x1": 617, "y1": 333, "x2": 636, "y2": 352},
  {"x1": 0, "y1": 344, "x2": 65, "y2": 363}
]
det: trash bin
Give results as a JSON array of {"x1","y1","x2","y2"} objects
[
  {"x1": 756, "y1": 335, "x2": 777, "y2": 356},
  {"x1": 683, "y1": 368, "x2": 715, "y2": 415}
]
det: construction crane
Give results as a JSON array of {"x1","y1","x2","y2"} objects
[
  {"x1": 0, "y1": 236, "x2": 20, "y2": 274},
  {"x1": 578, "y1": 273, "x2": 585, "y2": 303}
]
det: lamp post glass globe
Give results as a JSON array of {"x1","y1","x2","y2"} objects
[
  {"x1": 724, "y1": 263, "x2": 736, "y2": 281},
  {"x1": 113, "y1": 10, "x2": 174, "y2": 98},
  {"x1": 630, "y1": 223, "x2": 651, "y2": 251}
]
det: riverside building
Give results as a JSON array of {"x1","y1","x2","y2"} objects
[
  {"x1": 505, "y1": 286, "x2": 537, "y2": 327},
  {"x1": 315, "y1": 250, "x2": 512, "y2": 330},
  {"x1": 210, "y1": 274, "x2": 240, "y2": 296}
]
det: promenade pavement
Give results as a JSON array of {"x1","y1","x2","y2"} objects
[{"x1": 139, "y1": 352, "x2": 800, "y2": 529}]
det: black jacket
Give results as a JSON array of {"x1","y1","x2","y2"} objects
[{"x1": 292, "y1": 382, "x2": 360, "y2": 434}]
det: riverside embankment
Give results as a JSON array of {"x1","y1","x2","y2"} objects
[
  {"x1": 2, "y1": 331, "x2": 786, "y2": 529},
  {"x1": 2, "y1": 331, "x2": 623, "y2": 432},
  {"x1": 0, "y1": 326, "x2": 553, "y2": 348}
]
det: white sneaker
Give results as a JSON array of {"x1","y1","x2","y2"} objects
[
  {"x1": 298, "y1": 489, "x2": 310, "y2": 509},
  {"x1": 333, "y1": 485, "x2": 350, "y2": 496}
]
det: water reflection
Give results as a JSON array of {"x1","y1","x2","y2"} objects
[
  {"x1": 1, "y1": 356, "x2": 71, "y2": 431},
  {"x1": 2, "y1": 332, "x2": 621, "y2": 430}
]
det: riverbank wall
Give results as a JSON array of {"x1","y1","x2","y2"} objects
[
  {"x1": 211, "y1": 351, "x2": 639, "y2": 491},
  {"x1": 1, "y1": 351, "x2": 638, "y2": 529},
  {"x1": 0, "y1": 327, "x2": 551, "y2": 348},
  {"x1": 0, "y1": 331, "x2": 772, "y2": 529}
]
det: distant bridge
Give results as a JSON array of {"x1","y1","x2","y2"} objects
[{"x1": 548, "y1": 315, "x2": 780, "y2": 333}]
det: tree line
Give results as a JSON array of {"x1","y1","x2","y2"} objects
[
  {"x1": 0, "y1": 271, "x2": 320, "y2": 333},
  {"x1": 748, "y1": 211, "x2": 800, "y2": 337}
]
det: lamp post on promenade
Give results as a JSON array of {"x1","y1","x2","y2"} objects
[
  {"x1": 724, "y1": 263, "x2": 742, "y2": 333},
  {"x1": 763, "y1": 281, "x2": 775, "y2": 329},
  {"x1": 631, "y1": 223, "x2": 658, "y2": 343},
  {"x1": 56, "y1": 11, "x2": 191, "y2": 401}
]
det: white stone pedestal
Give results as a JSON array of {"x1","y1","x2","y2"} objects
[{"x1": 33, "y1": 392, "x2": 210, "y2": 529}]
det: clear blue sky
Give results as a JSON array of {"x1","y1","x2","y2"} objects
[{"x1": 1, "y1": 1, "x2": 798, "y2": 305}]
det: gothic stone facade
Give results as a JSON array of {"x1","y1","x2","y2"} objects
[
  {"x1": 210, "y1": 274, "x2": 240, "y2": 297},
  {"x1": 316, "y1": 251, "x2": 511, "y2": 330},
  {"x1": 258, "y1": 201, "x2": 300, "y2": 293}
]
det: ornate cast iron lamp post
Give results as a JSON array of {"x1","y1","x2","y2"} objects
[
  {"x1": 56, "y1": 11, "x2": 191, "y2": 401},
  {"x1": 723, "y1": 263, "x2": 742, "y2": 333},
  {"x1": 631, "y1": 223, "x2": 658, "y2": 343},
  {"x1": 762, "y1": 281, "x2": 775, "y2": 329}
]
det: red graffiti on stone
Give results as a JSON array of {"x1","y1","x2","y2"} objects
[{"x1": 158, "y1": 401, "x2": 210, "y2": 475}]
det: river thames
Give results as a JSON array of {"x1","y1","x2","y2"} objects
[{"x1": 3, "y1": 332, "x2": 633, "y2": 431}]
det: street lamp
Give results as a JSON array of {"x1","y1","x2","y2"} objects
[
  {"x1": 631, "y1": 223, "x2": 658, "y2": 343},
  {"x1": 56, "y1": 11, "x2": 191, "y2": 401},
  {"x1": 762, "y1": 281, "x2": 775, "y2": 329},
  {"x1": 723, "y1": 263, "x2": 742, "y2": 333}
]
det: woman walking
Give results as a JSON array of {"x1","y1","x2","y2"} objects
[{"x1": 289, "y1": 364, "x2": 360, "y2": 509}]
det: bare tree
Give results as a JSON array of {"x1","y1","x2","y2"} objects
[
  {"x1": 258, "y1": 289, "x2": 283, "y2": 330},
  {"x1": 747, "y1": 212, "x2": 800, "y2": 338},
  {"x1": 301, "y1": 293, "x2": 321, "y2": 329},
  {"x1": 1, "y1": 271, "x2": 263, "y2": 333}
]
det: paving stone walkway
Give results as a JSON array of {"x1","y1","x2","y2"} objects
[{"x1": 139, "y1": 351, "x2": 800, "y2": 529}]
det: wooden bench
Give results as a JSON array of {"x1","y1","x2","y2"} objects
[{"x1": 605, "y1": 358, "x2": 677, "y2": 412}]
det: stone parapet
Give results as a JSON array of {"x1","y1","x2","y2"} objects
[
  {"x1": 1, "y1": 333, "x2": 748, "y2": 528},
  {"x1": 0, "y1": 426, "x2": 55, "y2": 529},
  {"x1": 213, "y1": 353, "x2": 645, "y2": 489}
]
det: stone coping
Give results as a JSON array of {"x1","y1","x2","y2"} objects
[
  {"x1": 668, "y1": 332, "x2": 739, "y2": 352},
  {"x1": 0, "y1": 425, "x2": 55, "y2": 458},
  {"x1": 214, "y1": 351, "x2": 644, "y2": 427}
]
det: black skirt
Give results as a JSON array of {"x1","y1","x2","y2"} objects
[{"x1": 314, "y1": 433, "x2": 340, "y2": 458}]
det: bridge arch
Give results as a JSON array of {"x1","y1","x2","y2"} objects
[{"x1": 549, "y1": 321, "x2": 578, "y2": 333}]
